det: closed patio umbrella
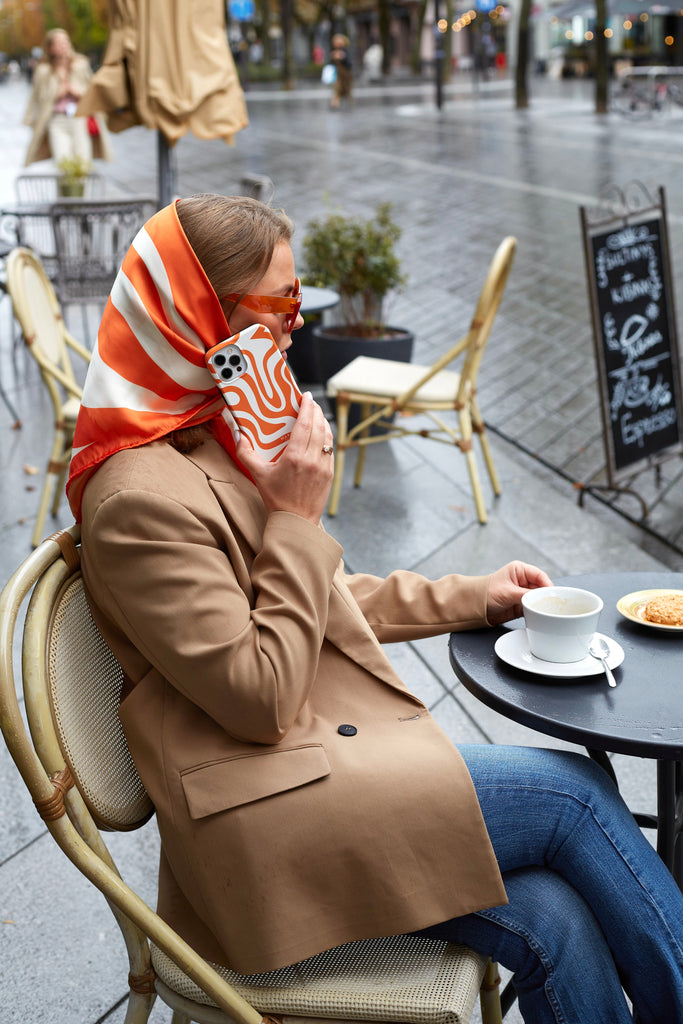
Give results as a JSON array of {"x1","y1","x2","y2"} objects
[{"x1": 78, "y1": 0, "x2": 248, "y2": 206}]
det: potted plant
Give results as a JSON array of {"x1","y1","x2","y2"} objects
[
  {"x1": 297, "y1": 202, "x2": 413, "y2": 385},
  {"x1": 57, "y1": 155, "x2": 92, "y2": 197}
]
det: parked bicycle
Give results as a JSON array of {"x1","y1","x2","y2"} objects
[{"x1": 612, "y1": 67, "x2": 683, "y2": 118}]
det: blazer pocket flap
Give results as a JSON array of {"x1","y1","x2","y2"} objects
[{"x1": 180, "y1": 744, "x2": 330, "y2": 820}]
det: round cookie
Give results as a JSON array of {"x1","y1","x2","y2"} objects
[{"x1": 644, "y1": 594, "x2": 683, "y2": 626}]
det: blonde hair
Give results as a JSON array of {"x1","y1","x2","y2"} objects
[
  {"x1": 176, "y1": 194, "x2": 293, "y2": 299},
  {"x1": 44, "y1": 28, "x2": 73, "y2": 64}
]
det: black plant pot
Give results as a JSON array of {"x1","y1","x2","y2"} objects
[
  {"x1": 313, "y1": 324, "x2": 415, "y2": 432},
  {"x1": 313, "y1": 324, "x2": 414, "y2": 383},
  {"x1": 286, "y1": 314, "x2": 324, "y2": 384}
]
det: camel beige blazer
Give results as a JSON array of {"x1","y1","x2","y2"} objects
[{"x1": 80, "y1": 437, "x2": 507, "y2": 975}]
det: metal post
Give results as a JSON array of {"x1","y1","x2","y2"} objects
[{"x1": 157, "y1": 132, "x2": 178, "y2": 210}]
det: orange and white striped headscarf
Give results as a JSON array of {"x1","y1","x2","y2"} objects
[{"x1": 67, "y1": 201, "x2": 241, "y2": 521}]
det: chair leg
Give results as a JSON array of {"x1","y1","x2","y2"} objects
[
  {"x1": 170, "y1": 1011, "x2": 193, "y2": 1024},
  {"x1": 472, "y1": 397, "x2": 501, "y2": 496},
  {"x1": 327, "y1": 397, "x2": 349, "y2": 517},
  {"x1": 459, "y1": 409, "x2": 488, "y2": 524},
  {"x1": 353, "y1": 403, "x2": 371, "y2": 488},
  {"x1": 32, "y1": 428, "x2": 66, "y2": 547},
  {"x1": 478, "y1": 430, "x2": 501, "y2": 496},
  {"x1": 479, "y1": 959, "x2": 503, "y2": 1024},
  {"x1": 122, "y1": 990, "x2": 157, "y2": 1024}
]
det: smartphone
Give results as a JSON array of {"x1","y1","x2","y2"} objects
[{"x1": 205, "y1": 323, "x2": 302, "y2": 461}]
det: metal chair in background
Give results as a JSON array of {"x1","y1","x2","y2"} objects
[
  {"x1": 14, "y1": 171, "x2": 106, "y2": 203},
  {"x1": 3, "y1": 174, "x2": 106, "y2": 282},
  {"x1": 0, "y1": 524, "x2": 505, "y2": 1024},
  {"x1": 49, "y1": 196, "x2": 156, "y2": 340},
  {"x1": 325, "y1": 237, "x2": 517, "y2": 524},
  {"x1": 6, "y1": 247, "x2": 91, "y2": 547}
]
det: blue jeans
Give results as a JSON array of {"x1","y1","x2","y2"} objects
[{"x1": 416, "y1": 746, "x2": 683, "y2": 1024}]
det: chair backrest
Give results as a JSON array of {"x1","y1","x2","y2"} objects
[
  {"x1": 456, "y1": 235, "x2": 516, "y2": 403},
  {"x1": 50, "y1": 196, "x2": 157, "y2": 305},
  {"x1": 6, "y1": 247, "x2": 85, "y2": 413},
  {"x1": 15, "y1": 172, "x2": 105, "y2": 203},
  {"x1": 391, "y1": 236, "x2": 517, "y2": 410},
  {"x1": 22, "y1": 537, "x2": 153, "y2": 831},
  {"x1": 5, "y1": 206, "x2": 58, "y2": 272}
]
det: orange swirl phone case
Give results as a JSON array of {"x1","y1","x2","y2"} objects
[{"x1": 205, "y1": 324, "x2": 302, "y2": 461}]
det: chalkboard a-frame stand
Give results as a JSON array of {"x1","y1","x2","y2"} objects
[{"x1": 580, "y1": 184, "x2": 683, "y2": 514}]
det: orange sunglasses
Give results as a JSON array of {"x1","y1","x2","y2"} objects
[{"x1": 222, "y1": 278, "x2": 302, "y2": 333}]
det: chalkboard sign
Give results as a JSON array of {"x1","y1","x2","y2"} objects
[{"x1": 581, "y1": 187, "x2": 683, "y2": 485}]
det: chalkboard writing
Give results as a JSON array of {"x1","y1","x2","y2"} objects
[{"x1": 582, "y1": 201, "x2": 683, "y2": 482}]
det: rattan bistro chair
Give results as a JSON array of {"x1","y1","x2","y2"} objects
[
  {"x1": 6, "y1": 247, "x2": 91, "y2": 547},
  {"x1": 325, "y1": 238, "x2": 516, "y2": 524},
  {"x1": 0, "y1": 527, "x2": 505, "y2": 1024}
]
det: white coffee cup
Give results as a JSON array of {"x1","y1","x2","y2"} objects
[{"x1": 521, "y1": 586, "x2": 603, "y2": 663}]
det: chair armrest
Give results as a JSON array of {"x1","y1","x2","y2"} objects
[
  {"x1": 64, "y1": 332, "x2": 93, "y2": 364},
  {"x1": 31, "y1": 354, "x2": 84, "y2": 400}
]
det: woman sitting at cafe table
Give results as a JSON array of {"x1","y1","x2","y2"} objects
[{"x1": 66, "y1": 193, "x2": 683, "y2": 1024}]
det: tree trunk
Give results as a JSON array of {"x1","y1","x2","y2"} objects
[
  {"x1": 257, "y1": 0, "x2": 270, "y2": 68},
  {"x1": 515, "y1": 0, "x2": 532, "y2": 109},
  {"x1": 595, "y1": 0, "x2": 609, "y2": 113},
  {"x1": 378, "y1": 0, "x2": 392, "y2": 76},
  {"x1": 281, "y1": 0, "x2": 295, "y2": 89}
]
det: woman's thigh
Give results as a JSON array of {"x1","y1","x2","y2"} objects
[{"x1": 458, "y1": 743, "x2": 647, "y2": 873}]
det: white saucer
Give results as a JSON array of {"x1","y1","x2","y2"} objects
[{"x1": 494, "y1": 630, "x2": 625, "y2": 679}]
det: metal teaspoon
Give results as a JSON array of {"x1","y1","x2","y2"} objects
[{"x1": 589, "y1": 637, "x2": 617, "y2": 687}]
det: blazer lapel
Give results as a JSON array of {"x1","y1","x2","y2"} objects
[
  {"x1": 185, "y1": 441, "x2": 419, "y2": 698},
  {"x1": 185, "y1": 441, "x2": 267, "y2": 554},
  {"x1": 326, "y1": 574, "x2": 422, "y2": 696}
]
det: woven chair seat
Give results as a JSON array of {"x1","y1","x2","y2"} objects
[
  {"x1": 327, "y1": 356, "x2": 461, "y2": 406},
  {"x1": 151, "y1": 934, "x2": 487, "y2": 1024}
]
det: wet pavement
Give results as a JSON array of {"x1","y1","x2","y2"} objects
[{"x1": 1, "y1": 69, "x2": 682, "y2": 1023}]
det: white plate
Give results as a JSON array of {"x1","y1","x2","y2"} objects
[{"x1": 494, "y1": 630, "x2": 625, "y2": 679}]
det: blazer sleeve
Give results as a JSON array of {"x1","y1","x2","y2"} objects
[
  {"x1": 343, "y1": 568, "x2": 491, "y2": 642},
  {"x1": 83, "y1": 487, "x2": 343, "y2": 745}
]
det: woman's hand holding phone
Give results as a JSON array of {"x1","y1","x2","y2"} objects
[{"x1": 237, "y1": 392, "x2": 335, "y2": 525}]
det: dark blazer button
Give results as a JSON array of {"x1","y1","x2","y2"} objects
[{"x1": 337, "y1": 724, "x2": 357, "y2": 736}]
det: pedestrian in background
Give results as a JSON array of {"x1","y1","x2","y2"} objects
[
  {"x1": 330, "y1": 34, "x2": 352, "y2": 109},
  {"x1": 23, "y1": 28, "x2": 111, "y2": 167}
]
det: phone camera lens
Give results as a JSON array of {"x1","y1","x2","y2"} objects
[
  {"x1": 214, "y1": 354, "x2": 226, "y2": 366},
  {"x1": 229, "y1": 355, "x2": 242, "y2": 367},
  {"x1": 220, "y1": 368, "x2": 233, "y2": 380}
]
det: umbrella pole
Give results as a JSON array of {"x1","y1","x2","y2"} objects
[{"x1": 157, "y1": 132, "x2": 178, "y2": 209}]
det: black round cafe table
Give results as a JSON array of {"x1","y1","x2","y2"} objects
[{"x1": 449, "y1": 572, "x2": 683, "y2": 887}]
